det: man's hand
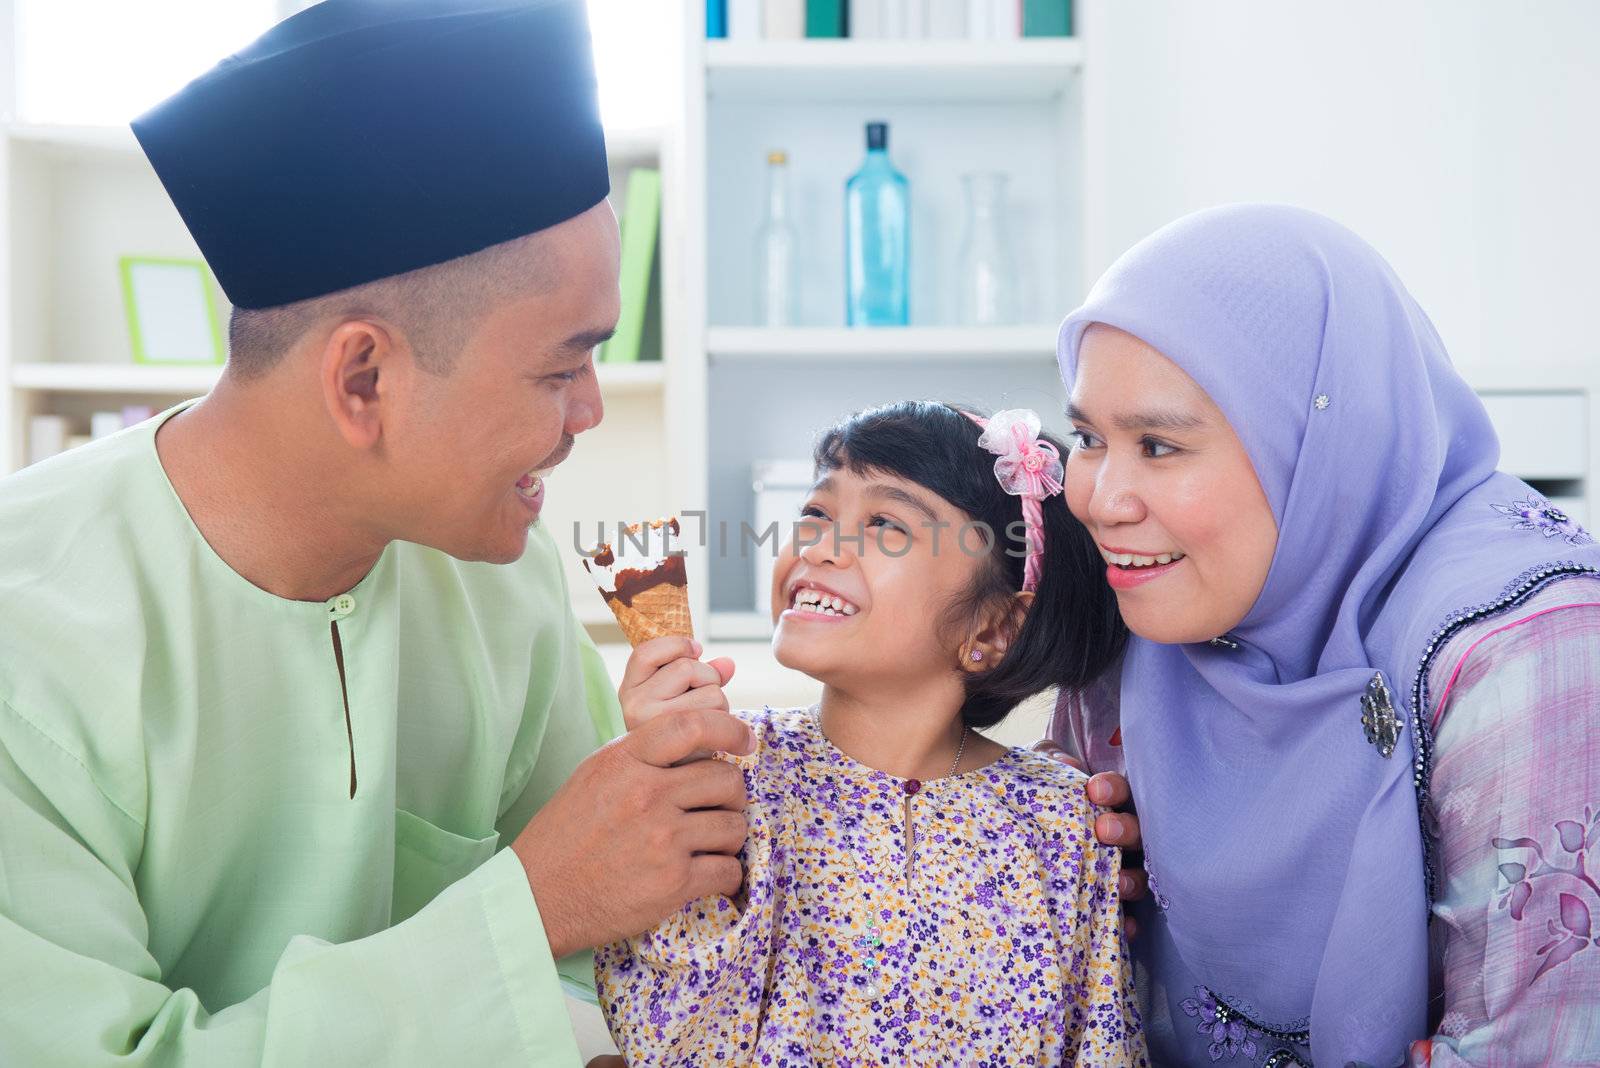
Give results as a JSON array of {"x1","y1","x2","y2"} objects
[
  {"x1": 1034, "y1": 740, "x2": 1146, "y2": 937},
  {"x1": 513, "y1": 704, "x2": 754, "y2": 958},
  {"x1": 618, "y1": 636, "x2": 736, "y2": 733}
]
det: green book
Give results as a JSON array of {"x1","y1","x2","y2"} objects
[
  {"x1": 600, "y1": 167, "x2": 661, "y2": 364},
  {"x1": 1023, "y1": 0, "x2": 1071, "y2": 36},
  {"x1": 806, "y1": 0, "x2": 845, "y2": 37}
]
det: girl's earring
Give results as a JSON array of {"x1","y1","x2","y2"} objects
[{"x1": 970, "y1": 649, "x2": 984, "y2": 663}]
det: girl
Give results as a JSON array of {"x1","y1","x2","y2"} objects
[{"x1": 595, "y1": 401, "x2": 1147, "y2": 1066}]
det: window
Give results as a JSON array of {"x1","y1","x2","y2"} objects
[
  {"x1": 12, "y1": 0, "x2": 673, "y2": 132},
  {"x1": 587, "y1": 0, "x2": 673, "y2": 132},
  {"x1": 14, "y1": 0, "x2": 281, "y2": 126}
]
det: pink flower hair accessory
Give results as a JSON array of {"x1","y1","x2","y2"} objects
[{"x1": 961, "y1": 408, "x2": 1064, "y2": 592}]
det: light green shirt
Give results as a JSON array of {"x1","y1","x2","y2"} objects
[{"x1": 0, "y1": 407, "x2": 623, "y2": 1066}]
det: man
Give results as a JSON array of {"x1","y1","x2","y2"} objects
[{"x1": 0, "y1": 2, "x2": 747, "y2": 1063}]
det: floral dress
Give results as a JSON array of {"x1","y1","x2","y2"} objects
[{"x1": 595, "y1": 705, "x2": 1146, "y2": 1066}]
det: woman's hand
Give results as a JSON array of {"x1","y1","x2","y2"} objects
[
  {"x1": 1034, "y1": 740, "x2": 1146, "y2": 938},
  {"x1": 618, "y1": 636, "x2": 736, "y2": 732},
  {"x1": 586, "y1": 1057, "x2": 626, "y2": 1068}
]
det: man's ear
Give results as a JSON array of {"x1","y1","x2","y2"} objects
[{"x1": 319, "y1": 318, "x2": 402, "y2": 450}]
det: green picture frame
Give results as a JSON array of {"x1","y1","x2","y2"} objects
[{"x1": 119, "y1": 256, "x2": 226, "y2": 366}]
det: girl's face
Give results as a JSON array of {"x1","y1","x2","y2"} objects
[
  {"x1": 1065, "y1": 324, "x2": 1278, "y2": 645},
  {"x1": 770, "y1": 465, "x2": 990, "y2": 687}
]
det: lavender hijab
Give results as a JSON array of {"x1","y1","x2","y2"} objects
[{"x1": 1057, "y1": 205, "x2": 1600, "y2": 1066}]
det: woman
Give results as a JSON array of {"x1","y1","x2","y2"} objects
[{"x1": 1050, "y1": 204, "x2": 1600, "y2": 1066}]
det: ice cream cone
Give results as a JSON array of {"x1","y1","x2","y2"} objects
[
  {"x1": 581, "y1": 517, "x2": 695, "y2": 648},
  {"x1": 604, "y1": 581, "x2": 694, "y2": 646}
]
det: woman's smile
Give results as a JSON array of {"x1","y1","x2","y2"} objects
[{"x1": 1100, "y1": 544, "x2": 1187, "y2": 591}]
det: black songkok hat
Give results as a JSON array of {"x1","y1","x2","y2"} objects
[{"x1": 131, "y1": 0, "x2": 610, "y2": 309}]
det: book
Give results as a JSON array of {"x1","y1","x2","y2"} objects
[
  {"x1": 600, "y1": 168, "x2": 661, "y2": 365},
  {"x1": 805, "y1": 0, "x2": 845, "y2": 37},
  {"x1": 881, "y1": 0, "x2": 907, "y2": 37},
  {"x1": 764, "y1": 0, "x2": 805, "y2": 38},
  {"x1": 728, "y1": 0, "x2": 761, "y2": 38},
  {"x1": 1022, "y1": 0, "x2": 1070, "y2": 36},
  {"x1": 851, "y1": 0, "x2": 883, "y2": 37},
  {"x1": 927, "y1": 0, "x2": 966, "y2": 37},
  {"x1": 905, "y1": 0, "x2": 927, "y2": 37},
  {"x1": 968, "y1": 0, "x2": 1020, "y2": 39}
]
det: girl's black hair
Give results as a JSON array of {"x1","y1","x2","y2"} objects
[{"x1": 813, "y1": 400, "x2": 1126, "y2": 731}]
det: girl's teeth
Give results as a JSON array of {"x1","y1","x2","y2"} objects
[{"x1": 790, "y1": 587, "x2": 858, "y2": 615}]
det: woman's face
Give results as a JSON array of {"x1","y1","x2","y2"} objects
[{"x1": 1065, "y1": 324, "x2": 1278, "y2": 644}]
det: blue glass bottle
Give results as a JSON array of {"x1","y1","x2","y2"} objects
[{"x1": 845, "y1": 121, "x2": 909, "y2": 326}]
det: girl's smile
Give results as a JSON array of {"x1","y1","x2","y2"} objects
[{"x1": 782, "y1": 580, "x2": 861, "y2": 620}]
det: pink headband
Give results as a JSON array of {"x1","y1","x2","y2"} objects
[{"x1": 962, "y1": 409, "x2": 1064, "y2": 593}]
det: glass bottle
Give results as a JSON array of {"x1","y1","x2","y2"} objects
[
  {"x1": 955, "y1": 171, "x2": 1016, "y2": 326},
  {"x1": 756, "y1": 150, "x2": 799, "y2": 326},
  {"x1": 844, "y1": 121, "x2": 910, "y2": 327}
]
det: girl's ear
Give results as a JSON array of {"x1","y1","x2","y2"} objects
[{"x1": 959, "y1": 590, "x2": 1034, "y2": 671}]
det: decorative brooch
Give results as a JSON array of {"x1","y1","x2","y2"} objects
[{"x1": 1360, "y1": 671, "x2": 1402, "y2": 758}]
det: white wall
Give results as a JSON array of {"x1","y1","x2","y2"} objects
[{"x1": 1079, "y1": 0, "x2": 1600, "y2": 371}]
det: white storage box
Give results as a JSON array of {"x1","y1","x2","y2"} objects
[
  {"x1": 751, "y1": 459, "x2": 816, "y2": 618},
  {"x1": 1478, "y1": 391, "x2": 1588, "y2": 481}
]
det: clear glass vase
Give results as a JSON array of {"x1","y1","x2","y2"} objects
[
  {"x1": 756, "y1": 149, "x2": 799, "y2": 326},
  {"x1": 955, "y1": 172, "x2": 1016, "y2": 326}
]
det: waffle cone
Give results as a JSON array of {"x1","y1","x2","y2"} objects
[{"x1": 606, "y1": 582, "x2": 694, "y2": 647}]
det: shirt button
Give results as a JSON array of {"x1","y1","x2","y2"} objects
[{"x1": 328, "y1": 594, "x2": 356, "y2": 619}]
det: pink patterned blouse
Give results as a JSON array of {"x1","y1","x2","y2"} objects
[{"x1": 1054, "y1": 576, "x2": 1600, "y2": 1066}]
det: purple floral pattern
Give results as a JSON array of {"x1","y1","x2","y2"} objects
[
  {"x1": 595, "y1": 705, "x2": 1148, "y2": 1066},
  {"x1": 1180, "y1": 988, "x2": 1261, "y2": 1061},
  {"x1": 1178, "y1": 987, "x2": 1312, "y2": 1065},
  {"x1": 1492, "y1": 496, "x2": 1594, "y2": 545},
  {"x1": 1493, "y1": 805, "x2": 1600, "y2": 984}
]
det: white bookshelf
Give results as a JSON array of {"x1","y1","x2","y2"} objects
[
  {"x1": 708, "y1": 324, "x2": 1060, "y2": 361},
  {"x1": 11, "y1": 361, "x2": 220, "y2": 394},
  {"x1": 706, "y1": 38, "x2": 1082, "y2": 102},
  {"x1": 7, "y1": 121, "x2": 139, "y2": 156},
  {"x1": 678, "y1": 8, "x2": 1088, "y2": 640}
]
